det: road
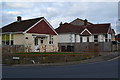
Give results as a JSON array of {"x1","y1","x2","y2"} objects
[{"x1": 2, "y1": 59, "x2": 119, "y2": 78}]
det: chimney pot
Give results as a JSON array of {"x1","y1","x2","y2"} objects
[
  {"x1": 84, "y1": 19, "x2": 88, "y2": 25},
  {"x1": 17, "y1": 16, "x2": 22, "y2": 22},
  {"x1": 60, "y1": 22, "x2": 63, "y2": 26}
]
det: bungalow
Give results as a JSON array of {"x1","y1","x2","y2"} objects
[
  {"x1": 1, "y1": 16, "x2": 58, "y2": 52},
  {"x1": 55, "y1": 18, "x2": 115, "y2": 52}
]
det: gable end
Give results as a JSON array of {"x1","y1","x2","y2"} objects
[
  {"x1": 26, "y1": 18, "x2": 57, "y2": 35},
  {"x1": 80, "y1": 28, "x2": 92, "y2": 35}
]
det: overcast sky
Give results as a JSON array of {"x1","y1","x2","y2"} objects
[{"x1": 1, "y1": 1, "x2": 119, "y2": 33}]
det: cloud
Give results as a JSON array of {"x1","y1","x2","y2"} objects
[
  {"x1": 1, "y1": 0, "x2": 120, "y2": 2},
  {"x1": 3, "y1": 2, "x2": 35, "y2": 8},
  {"x1": 116, "y1": 20, "x2": 120, "y2": 34},
  {"x1": 6, "y1": 11, "x2": 21, "y2": 15},
  {"x1": 1, "y1": 2, "x2": 118, "y2": 33},
  {"x1": 48, "y1": 16, "x2": 76, "y2": 28}
]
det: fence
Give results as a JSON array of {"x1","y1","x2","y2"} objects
[
  {"x1": 2, "y1": 45, "x2": 25, "y2": 55},
  {"x1": 59, "y1": 42, "x2": 117, "y2": 52}
]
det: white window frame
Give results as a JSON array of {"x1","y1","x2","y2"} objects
[{"x1": 49, "y1": 35, "x2": 53, "y2": 44}]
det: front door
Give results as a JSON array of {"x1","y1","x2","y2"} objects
[{"x1": 34, "y1": 38, "x2": 39, "y2": 52}]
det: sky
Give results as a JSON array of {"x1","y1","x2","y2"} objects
[{"x1": 0, "y1": 0, "x2": 119, "y2": 33}]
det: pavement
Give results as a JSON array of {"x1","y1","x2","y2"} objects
[{"x1": 4, "y1": 51, "x2": 120, "y2": 67}]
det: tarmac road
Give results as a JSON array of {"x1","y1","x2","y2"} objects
[{"x1": 2, "y1": 58, "x2": 119, "y2": 78}]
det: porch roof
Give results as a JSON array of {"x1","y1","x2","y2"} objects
[{"x1": 32, "y1": 34, "x2": 48, "y2": 38}]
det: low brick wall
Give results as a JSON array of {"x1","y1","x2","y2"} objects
[{"x1": 2, "y1": 53, "x2": 98, "y2": 64}]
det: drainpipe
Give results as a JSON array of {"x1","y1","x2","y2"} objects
[
  {"x1": 69, "y1": 33, "x2": 72, "y2": 46},
  {"x1": 75, "y1": 34, "x2": 77, "y2": 52},
  {"x1": 9, "y1": 33, "x2": 11, "y2": 45},
  {"x1": 117, "y1": 34, "x2": 119, "y2": 51},
  {"x1": 5, "y1": 34, "x2": 6, "y2": 45}
]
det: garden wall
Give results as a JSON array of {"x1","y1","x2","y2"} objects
[{"x1": 2, "y1": 53, "x2": 98, "y2": 64}]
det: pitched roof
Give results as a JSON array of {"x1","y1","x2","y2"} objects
[
  {"x1": 86, "y1": 24, "x2": 110, "y2": 34},
  {"x1": 2, "y1": 17, "x2": 43, "y2": 33},
  {"x1": 70, "y1": 18, "x2": 93, "y2": 26},
  {"x1": 55, "y1": 23, "x2": 84, "y2": 34},
  {"x1": 55, "y1": 23, "x2": 111, "y2": 34}
]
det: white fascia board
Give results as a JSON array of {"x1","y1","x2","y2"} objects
[
  {"x1": 107, "y1": 25, "x2": 111, "y2": 34},
  {"x1": 80, "y1": 28, "x2": 92, "y2": 35},
  {"x1": 43, "y1": 18, "x2": 58, "y2": 35},
  {"x1": 1, "y1": 32, "x2": 23, "y2": 34}
]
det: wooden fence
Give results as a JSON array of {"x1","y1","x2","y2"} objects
[
  {"x1": 59, "y1": 42, "x2": 118, "y2": 52},
  {"x1": 2, "y1": 45, "x2": 25, "y2": 55}
]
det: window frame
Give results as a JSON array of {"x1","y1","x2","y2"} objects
[
  {"x1": 94, "y1": 35, "x2": 98, "y2": 42},
  {"x1": 2, "y1": 34, "x2": 14, "y2": 45},
  {"x1": 49, "y1": 35, "x2": 53, "y2": 44}
]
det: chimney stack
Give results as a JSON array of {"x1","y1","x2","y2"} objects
[
  {"x1": 17, "y1": 16, "x2": 22, "y2": 22},
  {"x1": 59, "y1": 22, "x2": 63, "y2": 26},
  {"x1": 84, "y1": 19, "x2": 88, "y2": 25}
]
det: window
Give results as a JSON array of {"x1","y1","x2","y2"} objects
[
  {"x1": 41, "y1": 39, "x2": 43, "y2": 44},
  {"x1": 49, "y1": 35, "x2": 53, "y2": 44},
  {"x1": 94, "y1": 40, "x2": 98, "y2": 42},
  {"x1": 105, "y1": 34, "x2": 108, "y2": 38},
  {"x1": 94, "y1": 35, "x2": 98, "y2": 42},
  {"x1": 83, "y1": 36, "x2": 87, "y2": 42},
  {"x1": 67, "y1": 46, "x2": 74, "y2": 52},
  {"x1": 61, "y1": 46, "x2": 66, "y2": 52},
  {"x1": 69, "y1": 34, "x2": 73, "y2": 42},
  {"x1": 87, "y1": 37, "x2": 89, "y2": 42},
  {"x1": 75, "y1": 34, "x2": 77, "y2": 43},
  {"x1": 2, "y1": 34, "x2": 14, "y2": 45},
  {"x1": 80, "y1": 36, "x2": 82, "y2": 43},
  {"x1": 94, "y1": 35, "x2": 98, "y2": 38},
  {"x1": 105, "y1": 34, "x2": 108, "y2": 42},
  {"x1": 105, "y1": 39, "x2": 108, "y2": 42},
  {"x1": 34, "y1": 38, "x2": 38, "y2": 45}
]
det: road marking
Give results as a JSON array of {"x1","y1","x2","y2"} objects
[{"x1": 108, "y1": 56, "x2": 120, "y2": 61}]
